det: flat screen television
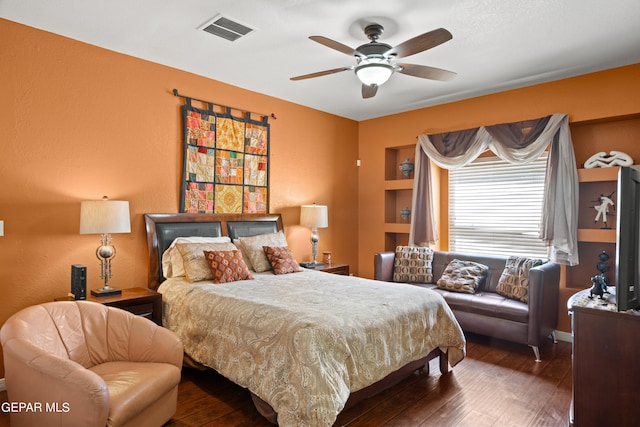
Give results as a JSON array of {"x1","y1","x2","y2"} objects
[{"x1": 615, "y1": 165, "x2": 640, "y2": 311}]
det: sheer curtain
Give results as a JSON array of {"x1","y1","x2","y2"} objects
[{"x1": 410, "y1": 113, "x2": 579, "y2": 265}]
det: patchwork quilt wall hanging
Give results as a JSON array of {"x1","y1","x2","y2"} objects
[{"x1": 179, "y1": 98, "x2": 270, "y2": 214}]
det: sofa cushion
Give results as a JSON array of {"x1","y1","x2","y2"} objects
[
  {"x1": 436, "y1": 259, "x2": 488, "y2": 293},
  {"x1": 423, "y1": 284, "x2": 529, "y2": 323},
  {"x1": 91, "y1": 361, "x2": 181, "y2": 426},
  {"x1": 496, "y1": 256, "x2": 544, "y2": 303},
  {"x1": 393, "y1": 246, "x2": 434, "y2": 283}
]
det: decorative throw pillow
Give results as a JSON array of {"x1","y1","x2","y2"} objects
[
  {"x1": 203, "y1": 250, "x2": 254, "y2": 284},
  {"x1": 436, "y1": 259, "x2": 489, "y2": 294},
  {"x1": 496, "y1": 256, "x2": 544, "y2": 303},
  {"x1": 176, "y1": 242, "x2": 237, "y2": 282},
  {"x1": 236, "y1": 231, "x2": 288, "y2": 272},
  {"x1": 393, "y1": 246, "x2": 434, "y2": 283},
  {"x1": 263, "y1": 246, "x2": 303, "y2": 275},
  {"x1": 162, "y1": 236, "x2": 231, "y2": 278}
]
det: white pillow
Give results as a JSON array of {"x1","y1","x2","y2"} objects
[
  {"x1": 176, "y1": 242, "x2": 238, "y2": 282},
  {"x1": 162, "y1": 236, "x2": 232, "y2": 278},
  {"x1": 236, "y1": 231, "x2": 288, "y2": 272}
]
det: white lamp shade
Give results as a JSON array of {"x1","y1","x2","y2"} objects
[
  {"x1": 0, "y1": 220, "x2": 4, "y2": 237},
  {"x1": 355, "y1": 60, "x2": 394, "y2": 86},
  {"x1": 300, "y1": 205, "x2": 328, "y2": 229},
  {"x1": 80, "y1": 199, "x2": 131, "y2": 234}
]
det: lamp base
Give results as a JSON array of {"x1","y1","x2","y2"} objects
[
  {"x1": 90, "y1": 287, "x2": 122, "y2": 297},
  {"x1": 300, "y1": 261, "x2": 325, "y2": 268}
]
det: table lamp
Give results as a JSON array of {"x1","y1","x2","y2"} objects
[
  {"x1": 299, "y1": 204, "x2": 328, "y2": 267},
  {"x1": 80, "y1": 197, "x2": 131, "y2": 296}
]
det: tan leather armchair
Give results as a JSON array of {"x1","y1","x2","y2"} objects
[{"x1": 1, "y1": 301, "x2": 183, "y2": 427}]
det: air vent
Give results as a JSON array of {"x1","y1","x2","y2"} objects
[{"x1": 199, "y1": 14, "x2": 254, "y2": 42}]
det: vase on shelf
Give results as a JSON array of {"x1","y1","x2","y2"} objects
[
  {"x1": 400, "y1": 206, "x2": 411, "y2": 222},
  {"x1": 399, "y1": 158, "x2": 414, "y2": 178}
]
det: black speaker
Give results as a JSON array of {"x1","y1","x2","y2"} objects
[{"x1": 71, "y1": 264, "x2": 87, "y2": 300}]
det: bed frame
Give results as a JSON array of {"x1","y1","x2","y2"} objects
[
  {"x1": 144, "y1": 213, "x2": 283, "y2": 290},
  {"x1": 143, "y1": 212, "x2": 449, "y2": 423}
]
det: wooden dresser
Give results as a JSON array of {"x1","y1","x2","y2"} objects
[{"x1": 568, "y1": 288, "x2": 640, "y2": 427}]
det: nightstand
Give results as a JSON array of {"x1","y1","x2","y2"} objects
[
  {"x1": 305, "y1": 263, "x2": 350, "y2": 275},
  {"x1": 87, "y1": 287, "x2": 162, "y2": 326}
]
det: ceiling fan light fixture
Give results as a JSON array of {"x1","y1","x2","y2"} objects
[{"x1": 355, "y1": 61, "x2": 394, "y2": 86}]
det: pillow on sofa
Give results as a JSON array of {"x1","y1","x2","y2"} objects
[
  {"x1": 496, "y1": 256, "x2": 544, "y2": 303},
  {"x1": 436, "y1": 259, "x2": 489, "y2": 293},
  {"x1": 393, "y1": 246, "x2": 434, "y2": 283}
]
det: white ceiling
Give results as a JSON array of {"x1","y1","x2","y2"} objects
[{"x1": 1, "y1": 0, "x2": 639, "y2": 121}]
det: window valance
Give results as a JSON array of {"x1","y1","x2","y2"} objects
[{"x1": 410, "y1": 113, "x2": 579, "y2": 265}]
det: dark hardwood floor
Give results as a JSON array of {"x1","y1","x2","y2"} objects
[{"x1": 0, "y1": 333, "x2": 572, "y2": 427}]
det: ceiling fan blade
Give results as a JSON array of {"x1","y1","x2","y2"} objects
[
  {"x1": 290, "y1": 66, "x2": 353, "y2": 81},
  {"x1": 362, "y1": 84, "x2": 378, "y2": 99},
  {"x1": 386, "y1": 28, "x2": 453, "y2": 58},
  {"x1": 397, "y1": 63, "x2": 457, "y2": 81},
  {"x1": 309, "y1": 36, "x2": 363, "y2": 57}
]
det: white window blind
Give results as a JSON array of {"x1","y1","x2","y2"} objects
[{"x1": 448, "y1": 154, "x2": 548, "y2": 259}]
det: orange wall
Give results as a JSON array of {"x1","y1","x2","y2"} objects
[
  {"x1": 2, "y1": 16, "x2": 639, "y2": 378},
  {"x1": 358, "y1": 63, "x2": 640, "y2": 331},
  {"x1": 0, "y1": 19, "x2": 359, "y2": 377}
]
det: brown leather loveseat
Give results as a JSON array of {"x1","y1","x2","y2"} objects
[
  {"x1": 375, "y1": 250, "x2": 560, "y2": 361},
  {"x1": 1, "y1": 301, "x2": 183, "y2": 427}
]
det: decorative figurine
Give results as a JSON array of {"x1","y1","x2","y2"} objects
[
  {"x1": 589, "y1": 275, "x2": 610, "y2": 300},
  {"x1": 584, "y1": 150, "x2": 633, "y2": 168},
  {"x1": 593, "y1": 192, "x2": 615, "y2": 229},
  {"x1": 589, "y1": 251, "x2": 611, "y2": 300},
  {"x1": 399, "y1": 158, "x2": 414, "y2": 178}
]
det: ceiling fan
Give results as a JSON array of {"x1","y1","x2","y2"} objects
[{"x1": 290, "y1": 23, "x2": 456, "y2": 99}]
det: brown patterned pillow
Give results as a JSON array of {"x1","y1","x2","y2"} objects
[
  {"x1": 203, "y1": 250, "x2": 254, "y2": 284},
  {"x1": 393, "y1": 246, "x2": 434, "y2": 283},
  {"x1": 496, "y1": 256, "x2": 544, "y2": 303},
  {"x1": 437, "y1": 259, "x2": 489, "y2": 293},
  {"x1": 263, "y1": 246, "x2": 303, "y2": 275},
  {"x1": 176, "y1": 242, "x2": 238, "y2": 282}
]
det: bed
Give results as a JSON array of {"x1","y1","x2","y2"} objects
[{"x1": 144, "y1": 213, "x2": 466, "y2": 427}]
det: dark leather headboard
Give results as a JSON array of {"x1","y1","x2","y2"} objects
[
  {"x1": 227, "y1": 220, "x2": 279, "y2": 240},
  {"x1": 144, "y1": 213, "x2": 283, "y2": 289}
]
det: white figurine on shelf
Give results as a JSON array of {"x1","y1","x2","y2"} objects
[
  {"x1": 593, "y1": 193, "x2": 615, "y2": 229},
  {"x1": 584, "y1": 150, "x2": 633, "y2": 168}
]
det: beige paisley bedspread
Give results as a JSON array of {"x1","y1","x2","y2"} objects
[{"x1": 159, "y1": 269, "x2": 465, "y2": 427}]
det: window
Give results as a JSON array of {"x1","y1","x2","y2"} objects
[{"x1": 448, "y1": 154, "x2": 548, "y2": 258}]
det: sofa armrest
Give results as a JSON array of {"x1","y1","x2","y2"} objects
[
  {"x1": 527, "y1": 261, "x2": 561, "y2": 346},
  {"x1": 374, "y1": 251, "x2": 396, "y2": 282},
  {"x1": 3, "y1": 338, "x2": 110, "y2": 426}
]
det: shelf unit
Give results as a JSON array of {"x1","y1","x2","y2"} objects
[
  {"x1": 384, "y1": 145, "x2": 416, "y2": 251},
  {"x1": 567, "y1": 166, "x2": 619, "y2": 289}
]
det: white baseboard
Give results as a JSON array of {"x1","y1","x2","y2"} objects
[
  {"x1": 555, "y1": 330, "x2": 572, "y2": 343},
  {"x1": 0, "y1": 378, "x2": 5, "y2": 392}
]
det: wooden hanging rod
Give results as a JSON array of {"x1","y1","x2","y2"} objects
[{"x1": 172, "y1": 88, "x2": 276, "y2": 120}]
